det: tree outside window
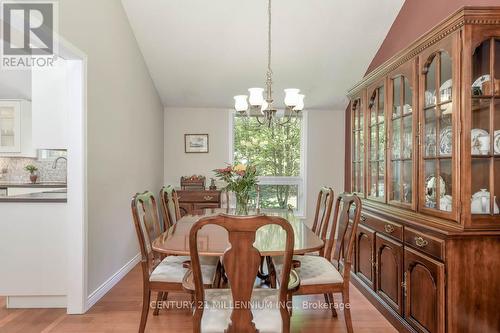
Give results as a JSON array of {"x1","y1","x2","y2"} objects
[{"x1": 233, "y1": 114, "x2": 305, "y2": 214}]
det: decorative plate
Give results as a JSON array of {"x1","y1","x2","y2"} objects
[
  {"x1": 494, "y1": 130, "x2": 500, "y2": 155},
  {"x1": 439, "y1": 126, "x2": 452, "y2": 156},
  {"x1": 471, "y1": 128, "x2": 489, "y2": 155},
  {"x1": 425, "y1": 175, "x2": 446, "y2": 205},
  {"x1": 472, "y1": 74, "x2": 490, "y2": 88}
]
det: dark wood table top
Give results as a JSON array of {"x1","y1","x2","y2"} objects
[{"x1": 152, "y1": 208, "x2": 324, "y2": 256}]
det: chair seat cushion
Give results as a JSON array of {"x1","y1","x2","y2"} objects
[
  {"x1": 150, "y1": 255, "x2": 217, "y2": 284},
  {"x1": 275, "y1": 255, "x2": 343, "y2": 285},
  {"x1": 200, "y1": 289, "x2": 283, "y2": 333}
]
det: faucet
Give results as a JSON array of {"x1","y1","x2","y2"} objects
[
  {"x1": 52, "y1": 156, "x2": 67, "y2": 169},
  {"x1": 52, "y1": 156, "x2": 68, "y2": 185}
]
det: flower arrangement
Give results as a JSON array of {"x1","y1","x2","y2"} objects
[
  {"x1": 214, "y1": 163, "x2": 258, "y2": 215},
  {"x1": 24, "y1": 164, "x2": 38, "y2": 184}
]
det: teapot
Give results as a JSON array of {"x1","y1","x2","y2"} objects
[{"x1": 471, "y1": 189, "x2": 499, "y2": 214}]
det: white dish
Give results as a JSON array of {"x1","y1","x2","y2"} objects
[
  {"x1": 494, "y1": 130, "x2": 500, "y2": 155},
  {"x1": 439, "y1": 126, "x2": 452, "y2": 156},
  {"x1": 471, "y1": 129, "x2": 489, "y2": 155},
  {"x1": 471, "y1": 189, "x2": 499, "y2": 214}
]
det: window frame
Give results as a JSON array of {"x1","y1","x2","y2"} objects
[{"x1": 228, "y1": 110, "x2": 308, "y2": 218}]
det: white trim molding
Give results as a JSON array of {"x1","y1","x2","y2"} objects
[
  {"x1": 86, "y1": 253, "x2": 141, "y2": 311},
  {"x1": 6, "y1": 295, "x2": 66, "y2": 309}
]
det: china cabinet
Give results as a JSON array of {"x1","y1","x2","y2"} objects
[{"x1": 346, "y1": 7, "x2": 500, "y2": 333}]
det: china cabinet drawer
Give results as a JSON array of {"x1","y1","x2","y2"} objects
[
  {"x1": 404, "y1": 227, "x2": 445, "y2": 261},
  {"x1": 361, "y1": 213, "x2": 403, "y2": 241}
]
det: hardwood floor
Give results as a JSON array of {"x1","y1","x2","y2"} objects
[{"x1": 0, "y1": 265, "x2": 396, "y2": 333}]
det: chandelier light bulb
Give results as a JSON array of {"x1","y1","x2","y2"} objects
[
  {"x1": 294, "y1": 94, "x2": 305, "y2": 111},
  {"x1": 234, "y1": 95, "x2": 249, "y2": 112},
  {"x1": 260, "y1": 100, "x2": 269, "y2": 114},
  {"x1": 284, "y1": 89, "x2": 300, "y2": 107},
  {"x1": 248, "y1": 88, "x2": 265, "y2": 106}
]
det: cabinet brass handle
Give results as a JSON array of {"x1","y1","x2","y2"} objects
[
  {"x1": 414, "y1": 236, "x2": 428, "y2": 248},
  {"x1": 384, "y1": 224, "x2": 395, "y2": 233},
  {"x1": 203, "y1": 195, "x2": 214, "y2": 201},
  {"x1": 402, "y1": 272, "x2": 407, "y2": 297}
]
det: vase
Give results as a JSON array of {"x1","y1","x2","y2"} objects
[
  {"x1": 235, "y1": 191, "x2": 250, "y2": 215},
  {"x1": 29, "y1": 174, "x2": 38, "y2": 184}
]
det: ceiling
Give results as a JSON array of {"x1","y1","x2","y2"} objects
[{"x1": 121, "y1": 0, "x2": 404, "y2": 110}]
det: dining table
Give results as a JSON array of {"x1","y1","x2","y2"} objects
[{"x1": 152, "y1": 208, "x2": 324, "y2": 257}]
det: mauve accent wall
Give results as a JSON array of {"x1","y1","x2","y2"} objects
[{"x1": 365, "y1": 0, "x2": 500, "y2": 75}]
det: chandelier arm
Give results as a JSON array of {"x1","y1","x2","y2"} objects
[{"x1": 255, "y1": 115, "x2": 267, "y2": 126}]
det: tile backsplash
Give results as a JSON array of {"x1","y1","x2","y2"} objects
[{"x1": 0, "y1": 157, "x2": 66, "y2": 183}]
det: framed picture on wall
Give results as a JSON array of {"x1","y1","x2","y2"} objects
[{"x1": 184, "y1": 134, "x2": 209, "y2": 153}]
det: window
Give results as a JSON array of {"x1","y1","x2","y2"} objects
[{"x1": 230, "y1": 112, "x2": 306, "y2": 216}]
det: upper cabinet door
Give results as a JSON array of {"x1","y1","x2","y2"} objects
[
  {"x1": 387, "y1": 60, "x2": 418, "y2": 210},
  {"x1": 418, "y1": 32, "x2": 460, "y2": 221},
  {"x1": 466, "y1": 27, "x2": 500, "y2": 227},
  {"x1": 0, "y1": 101, "x2": 21, "y2": 153},
  {"x1": 367, "y1": 81, "x2": 387, "y2": 202},
  {"x1": 351, "y1": 95, "x2": 365, "y2": 196}
]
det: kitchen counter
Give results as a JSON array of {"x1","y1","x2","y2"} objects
[
  {"x1": 0, "y1": 182, "x2": 67, "y2": 188},
  {"x1": 0, "y1": 188, "x2": 67, "y2": 203}
]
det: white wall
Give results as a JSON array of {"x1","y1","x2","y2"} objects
[
  {"x1": 164, "y1": 107, "x2": 344, "y2": 222},
  {"x1": 58, "y1": 0, "x2": 164, "y2": 301}
]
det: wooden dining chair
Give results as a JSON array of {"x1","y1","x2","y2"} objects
[
  {"x1": 273, "y1": 193, "x2": 362, "y2": 333},
  {"x1": 185, "y1": 213, "x2": 298, "y2": 333},
  {"x1": 160, "y1": 185, "x2": 182, "y2": 230},
  {"x1": 266, "y1": 187, "x2": 334, "y2": 287},
  {"x1": 131, "y1": 191, "x2": 219, "y2": 332},
  {"x1": 311, "y1": 187, "x2": 335, "y2": 244}
]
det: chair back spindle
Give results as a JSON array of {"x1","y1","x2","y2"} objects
[
  {"x1": 131, "y1": 191, "x2": 163, "y2": 281},
  {"x1": 324, "y1": 193, "x2": 362, "y2": 277},
  {"x1": 189, "y1": 214, "x2": 295, "y2": 333},
  {"x1": 160, "y1": 185, "x2": 181, "y2": 230},
  {"x1": 311, "y1": 187, "x2": 334, "y2": 251}
]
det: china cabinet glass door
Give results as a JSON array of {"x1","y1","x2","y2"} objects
[
  {"x1": 368, "y1": 86, "x2": 385, "y2": 201},
  {"x1": 421, "y1": 51, "x2": 454, "y2": 214},
  {"x1": 470, "y1": 37, "x2": 500, "y2": 218},
  {"x1": 351, "y1": 98, "x2": 364, "y2": 195},
  {"x1": 389, "y1": 75, "x2": 414, "y2": 207}
]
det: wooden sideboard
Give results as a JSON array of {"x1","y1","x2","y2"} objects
[
  {"x1": 346, "y1": 7, "x2": 500, "y2": 333},
  {"x1": 177, "y1": 189, "x2": 222, "y2": 216}
]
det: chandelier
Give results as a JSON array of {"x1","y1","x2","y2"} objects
[{"x1": 233, "y1": 0, "x2": 304, "y2": 127}]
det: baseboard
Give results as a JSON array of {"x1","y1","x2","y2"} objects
[
  {"x1": 86, "y1": 253, "x2": 141, "y2": 311},
  {"x1": 6, "y1": 295, "x2": 66, "y2": 308}
]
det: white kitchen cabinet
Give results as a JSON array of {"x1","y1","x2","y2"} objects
[
  {"x1": 0, "y1": 100, "x2": 35, "y2": 157},
  {"x1": 31, "y1": 59, "x2": 68, "y2": 149},
  {"x1": 0, "y1": 101, "x2": 20, "y2": 153}
]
